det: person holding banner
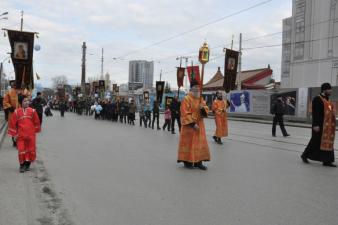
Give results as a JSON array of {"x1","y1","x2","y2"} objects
[
  {"x1": 301, "y1": 83, "x2": 336, "y2": 167},
  {"x1": 177, "y1": 80, "x2": 210, "y2": 170},
  {"x1": 152, "y1": 100, "x2": 161, "y2": 130},
  {"x1": 170, "y1": 96, "x2": 181, "y2": 134},
  {"x1": 3, "y1": 80, "x2": 19, "y2": 146},
  {"x1": 212, "y1": 91, "x2": 230, "y2": 144}
]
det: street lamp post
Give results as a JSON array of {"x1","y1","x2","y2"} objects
[
  {"x1": 0, "y1": 55, "x2": 11, "y2": 96},
  {"x1": 0, "y1": 12, "x2": 8, "y2": 20}
]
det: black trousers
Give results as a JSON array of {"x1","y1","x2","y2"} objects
[
  {"x1": 171, "y1": 115, "x2": 181, "y2": 133},
  {"x1": 272, "y1": 114, "x2": 287, "y2": 136},
  {"x1": 152, "y1": 113, "x2": 160, "y2": 129},
  {"x1": 37, "y1": 112, "x2": 43, "y2": 125},
  {"x1": 163, "y1": 119, "x2": 171, "y2": 131},
  {"x1": 140, "y1": 116, "x2": 147, "y2": 127}
]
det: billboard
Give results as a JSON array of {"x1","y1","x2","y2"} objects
[{"x1": 230, "y1": 91, "x2": 251, "y2": 113}]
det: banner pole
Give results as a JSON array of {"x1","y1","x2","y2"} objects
[{"x1": 200, "y1": 64, "x2": 205, "y2": 103}]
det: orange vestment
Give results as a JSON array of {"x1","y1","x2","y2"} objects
[
  {"x1": 2, "y1": 88, "x2": 18, "y2": 122},
  {"x1": 319, "y1": 96, "x2": 336, "y2": 151},
  {"x1": 178, "y1": 93, "x2": 210, "y2": 163},
  {"x1": 212, "y1": 99, "x2": 229, "y2": 138},
  {"x1": 8, "y1": 107, "x2": 41, "y2": 164}
]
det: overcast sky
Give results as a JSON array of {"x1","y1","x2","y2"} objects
[{"x1": 0, "y1": 0, "x2": 292, "y2": 88}]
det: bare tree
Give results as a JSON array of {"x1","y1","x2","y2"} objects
[{"x1": 51, "y1": 75, "x2": 68, "y2": 89}]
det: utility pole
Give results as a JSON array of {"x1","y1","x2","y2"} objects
[
  {"x1": 20, "y1": 10, "x2": 23, "y2": 31},
  {"x1": 101, "y1": 48, "x2": 104, "y2": 78},
  {"x1": 231, "y1": 34, "x2": 234, "y2": 50},
  {"x1": 81, "y1": 42, "x2": 86, "y2": 91},
  {"x1": 0, "y1": 62, "x2": 3, "y2": 95},
  {"x1": 237, "y1": 33, "x2": 242, "y2": 90}
]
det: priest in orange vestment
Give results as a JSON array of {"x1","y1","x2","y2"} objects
[
  {"x1": 177, "y1": 80, "x2": 210, "y2": 170},
  {"x1": 212, "y1": 91, "x2": 230, "y2": 145}
]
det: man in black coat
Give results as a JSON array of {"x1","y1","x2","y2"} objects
[
  {"x1": 170, "y1": 96, "x2": 181, "y2": 134},
  {"x1": 301, "y1": 83, "x2": 336, "y2": 167},
  {"x1": 31, "y1": 92, "x2": 46, "y2": 125},
  {"x1": 271, "y1": 95, "x2": 289, "y2": 137}
]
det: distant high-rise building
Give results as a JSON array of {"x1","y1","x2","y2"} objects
[
  {"x1": 129, "y1": 60, "x2": 154, "y2": 89},
  {"x1": 105, "y1": 72, "x2": 111, "y2": 91},
  {"x1": 281, "y1": 0, "x2": 338, "y2": 88}
]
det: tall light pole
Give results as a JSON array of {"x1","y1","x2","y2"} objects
[
  {"x1": 81, "y1": 42, "x2": 86, "y2": 92},
  {"x1": 237, "y1": 33, "x2": 242, "y2": 90},
  {"x1": 0, "y1": 55, "x2": 11, "y2": 96}
]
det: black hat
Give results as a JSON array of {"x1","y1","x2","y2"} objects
[
  {"x1": 190, "y1": 79, "x2": 199, "y2": 88},
  {"x1": 18, "y1": 94, "x2": 26, "y2": 105},
  {"x1": 321, "y1": 83, "x2": 332, "y2": 91},
  {"x1": 9, "y1": 80, "x2": 16, "y2": 86},
  {"x1": 37, "y1": 92, "x2": 41, "y2": 96}
]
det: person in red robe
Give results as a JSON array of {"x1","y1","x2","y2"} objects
[{"x1": 8, "y1": 95, "x2": 41, "y2": 173}]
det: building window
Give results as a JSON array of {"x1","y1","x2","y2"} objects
[{"x1": 294, "y1": 42, "x2": 304, "y2": 59}]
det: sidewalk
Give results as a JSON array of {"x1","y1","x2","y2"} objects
[{"x1": 0, "y1": 111, "x2": 7, "y2": 147}]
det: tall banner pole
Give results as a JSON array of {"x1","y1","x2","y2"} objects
[
  {"x1": 177, "y1": 58, "x2": 182, "y2": 99},
  {"x1": 199, "y1": 63, "x2": 205, "y2": 103}
]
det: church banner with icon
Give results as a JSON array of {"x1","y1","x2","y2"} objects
[
  {"x1": 176, "y1": 67, "x2": 185, "y2": 88},
  {"x1": 223, "y1": 49, "x2": 239, "y2": 93},
  {"x1": 7, "y1": 29, "x2": 35, "y2": 89},
  {"x1": 156, "y1": 81, "x2": 165, "y2": 104}
]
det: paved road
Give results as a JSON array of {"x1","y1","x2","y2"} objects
[{"x1": 2, "y1": 111, "x2": 338, "y2": 225}]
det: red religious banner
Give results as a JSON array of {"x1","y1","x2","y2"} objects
[
  {"x1": 186, "y1": 66, "x2": 201, "y2": 84},
  {"x1": 176, "y1": 67, "x2": 185, "y2": 88}
]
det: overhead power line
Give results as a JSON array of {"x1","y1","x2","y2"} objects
[
  {"x1": 115, "y1": 0, "x2": 273, "y2": 59},
  {"x1": 243, "y1": 34, "x2": 338, "y2": 51}
]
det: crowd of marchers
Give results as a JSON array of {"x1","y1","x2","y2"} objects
[{"x1": 1, "y1": 80, "x2": 336, "y2": 173}]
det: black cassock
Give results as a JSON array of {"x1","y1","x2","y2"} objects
[{"x1": 302, "y1": 94, "x2": 335, "y2": 163}]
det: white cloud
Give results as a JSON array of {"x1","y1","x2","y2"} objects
[{"x1": 0, "y1": 0, "x2": 292, "y2": 88}]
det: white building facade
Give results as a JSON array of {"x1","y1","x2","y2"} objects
[
  {"x1": 128, "y1": 60, "x2": 154, "y2": 89},
  {"x1": 281, "y1": 0, "x2": 338, "y2": 88}
]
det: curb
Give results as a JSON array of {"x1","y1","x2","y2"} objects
[{"x1": 0, "y1": 121, "x2": 7, "y2": 149}]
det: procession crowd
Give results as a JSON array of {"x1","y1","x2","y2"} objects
[{"x1": 2, "y1": 79, "x2": 337, "y2": 173}]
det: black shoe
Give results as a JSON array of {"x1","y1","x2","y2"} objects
[
  {"x1": 213, "y1": 136, "x2": 217, "y2": 142},
  {"x1": 272, "y1": 134, "x2": 276, "y2": 137},
  {"x1": 19, "y1": 164, "x2": 25, "y2": 173},
  {"x1": 172, "y1": 131, "x2": 176, "y2": 134},
  {"x1": 301, "y1": 155, "x2": 309, "y2": 164},
  {"x1": 24, "y1": 161, "x2": 31, "y2": 171},
  {"x1": 194, "y1": 163, "x2": 208, "y2": 171},
  {"x1": 157, "y1": 128, "x2": 161, "y2": 130},
  {"x1": 183, "y1": 162, "x2": 194, "y2": 169},
  {"x1": 284, "y1": 134, "x2": 290, "y2": 137},
  {"x1": 323, "y1": 163, "x2": 337, "y2": 167},
  {"x1": 217, "y1": 138, "x2": 223, "y2": 145}
]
